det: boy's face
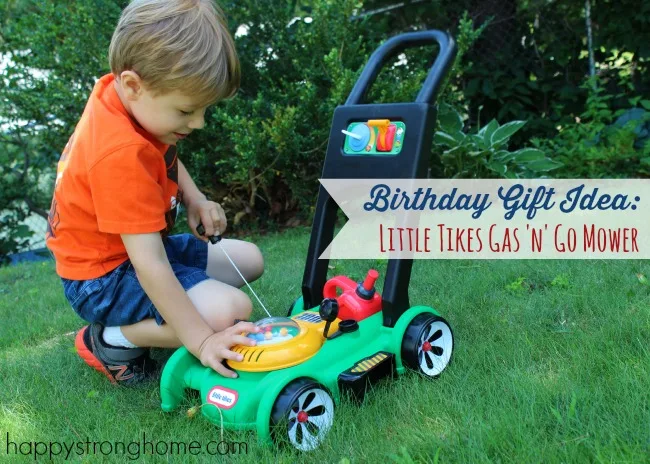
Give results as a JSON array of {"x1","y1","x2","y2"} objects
[{"x1": 116, "y1": 72, "x2": 208, "y2": 146}]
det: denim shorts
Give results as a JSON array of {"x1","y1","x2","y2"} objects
[{"x1": 61, "y1": 233, "x2": 210, "y2": 327}]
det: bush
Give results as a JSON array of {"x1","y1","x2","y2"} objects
[
  {"x1": 1, "y1": 0, "x2": 128, "y2": 261},
  {"x1": 434, "y1": 103, "x2": 562, "y2": 179},
  {"x1": 0, "y1": 0, "x2": 492, "y2": 261},
  {"x1": 193, "y1": 6, "x2": 489, "y2": 228},
  {"x1": 533, "y1": 78, "x2": 650, "y2": 178}
]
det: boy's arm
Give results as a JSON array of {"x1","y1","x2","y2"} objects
[
  {"x1": 121, "y1": 232, "x2": 258, "y2": 377},
  {"x1": 122, "y1": 232, "x2": 214, "y2": 353},
  {"x1": 177, "y1": 159, "x2": 227, "y2": 238},
  {"x1": 178, "y1": 159, "x2": 206, "y2": 207}
]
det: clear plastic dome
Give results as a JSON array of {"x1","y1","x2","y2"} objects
[{"x1": 246, "y1": 317, "x2": 300, "y2": 346}]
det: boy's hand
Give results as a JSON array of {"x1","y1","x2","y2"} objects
[
  {"x1": 186, "y1": 197, "x2": 227, "y2": 241},
  {"x1": 196, "y1": 321, "x2": 260, "y2": 378}
]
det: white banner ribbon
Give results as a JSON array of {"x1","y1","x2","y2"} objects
[{"x1": 318, "y1": 179, "x2": 649, "y2": 259}]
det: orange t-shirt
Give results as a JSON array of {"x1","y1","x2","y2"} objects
[{"x1": 46, "y1": 73, "x2": 181, "y2": 280}]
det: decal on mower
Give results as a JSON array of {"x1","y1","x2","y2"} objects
[
  {"x1": 351, "y1": 352, "x2": 388, "y2": 373},
  {"x1": 206, "y1": 386, "x2": 239, "y2": 409},
  {"x1": 294, "y1": 312, "x2": 322, "y2": 323}
]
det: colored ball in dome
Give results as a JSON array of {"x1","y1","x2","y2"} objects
[
  {"x1": 279, "y1": 327, "x2": 288, "y2": 336},
  {"x1": 264, "y1": 331, "x2": 273, "y2": 340},
  {"x1": 255, "y1": 333, "x2": 265, "y2": 341}
]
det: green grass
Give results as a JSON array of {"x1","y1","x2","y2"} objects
[{"x1": 1, "y1": 226, "x2": 649, "y2": 463}]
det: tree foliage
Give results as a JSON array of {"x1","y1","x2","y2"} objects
[
  {"x1": 1, "y1": 0, "x2": 645, "y2": 262},
  {"x1": 0, "y1": 0, "x2": 482, "y2": 242}
]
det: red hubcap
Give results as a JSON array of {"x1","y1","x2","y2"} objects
[
  {"x1": 422, "y1": 341, "x2": 432, "y2": 352},
  {"x1": 297, "y1": 411, "x2": 308, "y2": 423}
]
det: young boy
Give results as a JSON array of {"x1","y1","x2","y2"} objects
[{"x1": 46, "y1": 0, "x2": 263, "y2": 386}]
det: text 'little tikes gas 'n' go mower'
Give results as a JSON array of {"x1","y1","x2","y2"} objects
[{"x1": 160, "y1": 30, "x2": 458, "y2": 452}]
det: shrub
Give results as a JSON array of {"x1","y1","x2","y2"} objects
[
  {"x1": 533, "y1": 78, "x2": 650, "y2": 178},
  {"x1": 0, "y1": 0, "x2": 490, "y2": 256},
  {"x1": 434, "y1": 104, "x2": 562, "y2": 178}
]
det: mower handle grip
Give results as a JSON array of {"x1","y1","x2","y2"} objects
[{"x1": 345, "y1": 30, "x2": 457, "y2": 106}]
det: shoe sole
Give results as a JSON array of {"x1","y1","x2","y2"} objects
[{"x1": 75, "y1": 327, "x2": 118, "y2": 385}]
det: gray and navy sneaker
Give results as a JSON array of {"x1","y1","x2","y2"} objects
[{"x1": 74, "y1": 323, "x2": 157, "y2": 386}]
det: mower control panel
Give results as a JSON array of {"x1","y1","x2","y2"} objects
[{"x1": 342, "y1": 119, "x2": 405, "y2": 156}]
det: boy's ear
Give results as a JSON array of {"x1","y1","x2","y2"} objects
[{"x1": 118, "y1": 71, "x2": 144, "y2": 101}]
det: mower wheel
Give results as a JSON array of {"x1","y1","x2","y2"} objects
[
  {"x1": 401, "y1": 313, "x2": 454, "y2": 378},
  {"x1": 270, "y1": 378, "x2": 334, "y2": 451}
]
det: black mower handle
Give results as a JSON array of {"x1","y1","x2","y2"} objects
[
  {"x1": 196, "y1": 222, "x2": 221, "y2": 244},
  {"x1": 345, "y1": 30, "x2": 457, "y2": 106}
]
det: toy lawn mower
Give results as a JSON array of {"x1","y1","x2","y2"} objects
[{"x1": 160, "y1": 30, "x2": 457, "y2": 452}]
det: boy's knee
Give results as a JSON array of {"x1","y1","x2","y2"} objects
[
  {"x1": 231, "y1": 289, "x2": 253, "y2": 321},
  {"x1": 190, "y1": 281, "x2": 254, "y2": 331},
  {"x1": 247, "y1": 244, "x2": 264, "y2": 282},
  {"x1": 205, "y1": 288, "x2": 252, "y2": 330}
]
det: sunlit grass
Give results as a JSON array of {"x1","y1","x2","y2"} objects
[{"x1": 1, "y1": 227, "x2": 649, "y2": 462}]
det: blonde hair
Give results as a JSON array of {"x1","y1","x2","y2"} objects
[{"x1": 109, "y1": 0, "x2": 240, "y2": 104}]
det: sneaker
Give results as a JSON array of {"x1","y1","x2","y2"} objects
[{"x1": 74, "y1": 323, "x2": 158, "y2": 386}]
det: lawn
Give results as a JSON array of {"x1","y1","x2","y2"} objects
[{"x1": 1, "y1": 226, "x2": 649, "y2": 463}]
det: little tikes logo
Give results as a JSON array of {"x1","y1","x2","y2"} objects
[{"x1": 207, "y1": 386, "x2": 238, "y2": 409}]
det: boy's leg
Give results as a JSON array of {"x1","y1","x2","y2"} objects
[
  {"x1": 75, "y1": 235, "x2": 265, "y2": 384},
  {"x1": 121, "y1": 238, "x2": 264, "y2": 347},
  {"x1": 205, "y1": 238, "x2": 265, "y2": 288},
  {"x1": 76, "y1": 277, "x2": 256, "y2": 384},
  {"x1": 121, "y1": 278, "x2": 255, "y2": 347}
]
